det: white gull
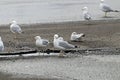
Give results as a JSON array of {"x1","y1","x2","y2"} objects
[
  {"x1": 82, "y1": 7, "x2": 92, "y2": 20},
  {"x1": 100, "y1": 0, "x2": 119, "y2": 17},
  {"x1": 0, "y1": 37, "x2": 4, "y2": 52},
  {"x1": 70, "y1": 32, "x2": 85, "y2": 42}
]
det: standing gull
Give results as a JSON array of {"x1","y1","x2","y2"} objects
[
  {"x1": 100, "y1": 0, "x2": 119, "y2": 17},
  {"x1": 70, "y1": 32, "x2": 85, "y2": 42},
  {"x1": 82, "y1": 7, "x2": 92, "y2": 20},
  {"x1": 35, "y1": 36, "x2": 49, "y2": 48},
  {"x1": 10, "y1": 20, "x2": 22, "y2": 38},
  {"x1": 53, "y1": 34, "x2": 77, "y2": 57},
  {"x1": 10, "y1": 20, "x2": 23, "y2": 49},
  {"x1": 35, "y1": 36, "x2": 49, "y2": 55},
  {"x1": 0, "y1": 37, "x2": 4, "y2": 52}
]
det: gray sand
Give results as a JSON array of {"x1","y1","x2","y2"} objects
[{"x1": 0, "y1": 20, "x2": 120, "y2": 80}]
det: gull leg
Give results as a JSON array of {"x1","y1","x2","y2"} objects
[
  {"x1": 14, "y1": 34, "x2": 18, "y2": 49},
  {"x1": 16, "y1": 36, "x2": 19, "y2": 49},
  {"x1": 42, "y1": 47, "x2": 45, "y2": 56},
  {"x1": 8, "y1": 41, "x2": 12, "y2": 53},
  {"x1": 38, "y1": 47, "x2": 45, "y2": 56},
  {"x1": 37, "y1": 48, "x2": 41, "y2": 55},
  {"x1": 14, "y1": 34, "x2": 17, "y2": 49},
  {"x1": 105, "y1": 12, "x2": 107, "y2": 17},
  {"x1": 14, "y1": 34, "x2": 17, "y2": 39},
  {"x1": 59, "y1": 50, "x2": 64, "y2": 57}
]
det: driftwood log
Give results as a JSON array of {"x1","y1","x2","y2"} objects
[{"x1": 0, "y1": 47, "x2": 120, "y2": 56}]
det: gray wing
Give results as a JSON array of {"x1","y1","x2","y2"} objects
[
  {"x1": 59, "y1": 41, "x2": 75, "y2": 49},
  {"x1": 84, "y1": 13, "x2": 91, "y2": 20},
  {"x1": 42, "y1": 39, "x2": 49, "y2": 45},
  {"x1": 11, "y1": 24, "x2": 22, "y2": 33},
  {"x1": 0, "y1": 42, "x2": 4, "y2": 51},
  {"x1": 102, "y1": 4, "x2": 113, "y2": 12}
]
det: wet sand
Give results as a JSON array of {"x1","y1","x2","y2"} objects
[{"x1": 0, "y1": 19, "x2": 120, "y2": 80}]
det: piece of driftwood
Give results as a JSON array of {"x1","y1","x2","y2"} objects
[
  {"x1": 0, "y1": 47, "x2": 120, "y2": 56},
  {"x1": 38, "y1": 47, "x2": 120, "y2": 55},
  {"x1": 0, "y1": 49, "x2": 37, "y2": 56}
]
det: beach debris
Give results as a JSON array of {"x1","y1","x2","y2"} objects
[
  {"x1": 100, "y1": 0, "x2": 119, "y2": 17},
  {"x1": 82, "y1": 6, "x2": 92, "y2": 20},
  {"x1": 0, "y1": 37, "x2": 4, "y2": 52},
  {"x1": 39, "y1": 47, "x2": 120, "y2": 55},
  {"x1": 0, "y1": 47, "x2": 120, "y2": 58},
  {"x1": 70, "y1": 32, "x2": 85, "y2": 42},
  {"x1": 0, "y1": 49, "x2": 37, "y2": 56},
  {"x1": 53, "y1": 34, "x2": 77, "y2": 57}
]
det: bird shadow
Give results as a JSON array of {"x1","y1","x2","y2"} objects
[
  {"x1": 102, "y1": 16, "x2": 114, "y2": 18},
  {"x1": 69, "y1": 40, "x2": 113, "y2": 48}
]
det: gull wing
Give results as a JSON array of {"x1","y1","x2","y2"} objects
[{"x1": 59, "y1": 41, "x2": 75, "y2": 49}]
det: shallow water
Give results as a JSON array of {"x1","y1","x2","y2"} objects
[{"x1": 0, "y1": 0, "x2": 120, "y2": 25}]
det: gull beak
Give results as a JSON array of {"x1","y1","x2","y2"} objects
[{"x1": 82, "y1": 34, "x2": 85, "y2": 37}]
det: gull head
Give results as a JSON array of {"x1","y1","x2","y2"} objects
[
  {"x1": 82, "y1": 7, "x2": 88, "y2": 11},
  {"x1": 35, "y1": 36, "x2": 41, "y2": 40},
  {"x1": 72, "y1": 32, "x2": 77, "y2": 35},
  {"x1": 11, "y1": 20, "x2": 17, "y2": 24},
  {"x1": 100, "y1": 0, "x2": 104, "y2": 3},
  {"x1": 54, "y1": 34, "x2": 59, "y2": 39}
]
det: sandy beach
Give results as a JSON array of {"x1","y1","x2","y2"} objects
[
  {"x1": 1, "y1": 19, "x2": 120, "y2": 51},
  {"x1": 0, "y1": 19, "x2": 120, "y2": 80}
]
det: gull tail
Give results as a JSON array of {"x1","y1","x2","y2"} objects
[{"x1": 75, "y1": 46, "x2": 78, "y2": 48}]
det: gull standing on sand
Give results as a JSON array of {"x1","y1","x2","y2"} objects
[
  {"x1": 10, "y1": 20, "x2": 22, "y2": 39},
  {"x1": 100, "y1": 0, "x2": 119, "y2": 17},
  {"x1": 82, "y1": 7, "x2": 92, "y2": 20},
  {"x1": 71, "y1": 32, "x2": 85, "y2": 42},
  {"x1": 0, "y1": 37, "x2": 4, "y2": 52},
  {"x1": 53, "y1": 34, "x2": 77, "y2": 56},
  {"x1": 35, "y1": 36, "x2": 49, "y2": 50}
]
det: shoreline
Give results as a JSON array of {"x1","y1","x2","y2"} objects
[{"x1": 0, "y1": 19, "x2": 120, "y2": 27}]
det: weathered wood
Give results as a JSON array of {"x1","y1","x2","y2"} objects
[
  {"x1": 0, "y1": 47, "x2": 120, "y2": 56},
  {"x1": 38, "y1": 48, "x2": 120, "y2": 55},
  {"x1": 0, "y1": 50, "x2": 37, "y2": 55}
]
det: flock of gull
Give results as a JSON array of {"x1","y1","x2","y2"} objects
[
  {"x1": 0, "y1": 20, "x2": 85, "y2": 56},
  {"x1": 0, "y1": 0, "x2": 119, "y2": 56}
]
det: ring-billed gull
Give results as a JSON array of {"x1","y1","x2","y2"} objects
[
  {"x1": 10, "y1": 20, "x2": 23, "y2": 48},
  {"x1": 35, "y1": 36, "x2": 49, "y2": 55},
  {"x1": 70, "y1": 32, "x2": 85, "y2": 42},
  {"x1": 100, "y1": 0, "x2": 119, "y2": 17},
  {"x1": 10, "y1": 21, "x2": 22, "y2": 36},
  {"x1": 0, "y1": 37, "x2": 4, "y2": 52},
  {"x1": 35, "y1": 36, "x2": 49, "y2": 47},
  {"x1": 53, "y1": 34, "x2": 77, "y2": 57},
  {"x1": 82, "y1": 7, "x2": 92, "y2": 20}
]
